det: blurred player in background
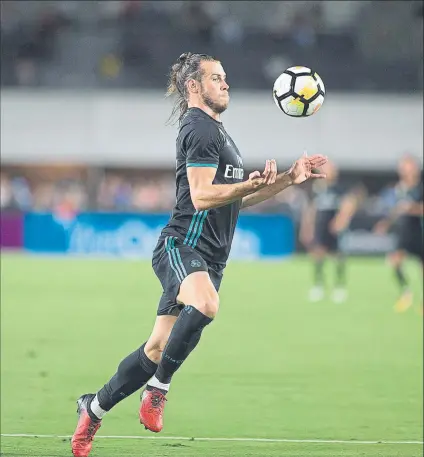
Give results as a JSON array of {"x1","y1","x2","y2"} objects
[
  {"x1": 374, "y1": 154, "x2": 423, "y2": 313},
  {"x1": 70, "y1": 52, "x2": 328, "y2": 457},
  {"x1": 300, "y1": 160, "x2": 364, "y2": 303}
]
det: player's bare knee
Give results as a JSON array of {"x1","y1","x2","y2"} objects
[
  {"x1": 389, "y1": 251, "x2": 403, "y2": 267},
  {"x1": 192, "y1": 290, "x2": 220, "y2": 318},
  {"x1": 178, "y1": 272, "x2": 220, "y2": 317},
  {"x1": 313, "y1": 247, "x2": 327, "y2": 259}
]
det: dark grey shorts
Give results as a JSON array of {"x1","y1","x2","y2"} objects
[
  {"x1": 395, "y1": 227, "x2": 423, "y2": 261},
  {"x1": 152, "y1": 235, "x2": 224, "y2": 316},
  {"x1": 314, "y1": 224, "x2": 340, "y2": 252}
]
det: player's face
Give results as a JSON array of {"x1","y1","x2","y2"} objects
[
  {"x1": 199, "y1": 61, "x2": 229, "y2": 114},
  {"x1": 398, "y1": 157, "x2": 420, "y2": 181}
]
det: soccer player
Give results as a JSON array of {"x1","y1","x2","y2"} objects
[
  {"x1": 299, "y1": 160, "x2": 364, "y2": 303},
  {"x1": 374, "y1": 154, "x2": 423, "y2": 313},
  {"x1": 71, "y1": 52, "x2": 328, "y2": 457}
]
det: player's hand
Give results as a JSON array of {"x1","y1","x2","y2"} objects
[
  {"x1": 249, "y1": 159, "x2": 277, "y2": 190},
  {"x1": 329, "y1": 216, "x2": 345, "y2": 234},
  {"x1": 289, "y1": 152, "x2": 327, "y2": 185},
  {"x1": 395, "y1": 201, "x2": 412, "y2": 215}
]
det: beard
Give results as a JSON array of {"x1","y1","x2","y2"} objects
[{"x1": 201, "y1": 88, "x2": 229, "y2": 114}]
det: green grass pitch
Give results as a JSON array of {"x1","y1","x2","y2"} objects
[{"x1": 1, "y1": 253, "x2": 423, "y2": 457}]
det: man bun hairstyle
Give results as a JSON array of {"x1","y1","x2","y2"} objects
[{"x1": 166, "y1": 52, "x2": 217, "y2": 125}]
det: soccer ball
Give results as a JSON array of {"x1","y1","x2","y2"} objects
[{"x1": 273, "y1": 66, "x2": 325, "y2": 117}]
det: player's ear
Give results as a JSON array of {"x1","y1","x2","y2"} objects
[{"x1": 187, "y1": 79, "x2": 199, "y2": 94}]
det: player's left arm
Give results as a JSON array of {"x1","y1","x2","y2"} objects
[
  {"x1": 240, "y1": 168, "x2": 292, "y2": 209},
  {"x1": 375, "y1": 185, "x2": 423, "y2": 232},
  {"x1": 406, "y1": 182, "x2": 423, "y2": 215},
  {"x1": 330, "y1": 186, "x2": 367, "y2": 234},
  {"x1": 241, "y1": 152, "x2": 327, "y2": 209},
  {"x1": 408, "y1": 202, "x2": 424, "y2": 216},
  {"x1": 401, "y1": 201, "x2": 424, "y2": 216}
]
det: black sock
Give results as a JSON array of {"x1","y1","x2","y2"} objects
[
  {"x1": 394, "y1": 265, "x2": 408, "y2": 292},
  {"x1": 314, "y1": 259, "x2": 324, "y2": 287},
  {"x1": 186, "y1": 327, "x2": 203, "y2": 357},
  {"x1": 153, "y1": 306, "x2": 212, "y2": 385},
  {"x1": 96, "y1": 343, "x2": 157, "y2": 411},
  {"x1": 336, "y1": 256, "x2": 346, "y2": 287},
  {"x1": 146, "y1": 327, "x2": 204, "y2": 395}
]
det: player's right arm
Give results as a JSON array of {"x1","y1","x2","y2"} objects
[
  {"x1": 185, "y1": 122, "x2": 276, "y2": 211},
  {"x1": 299, "y1": 199, "x2": 316, "y2": 248},
  {"x1": 188, "y1": 161, "x2": 275, "y2": 211}
]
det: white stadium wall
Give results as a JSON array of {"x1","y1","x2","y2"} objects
[{"x1": 1, "y1": 90, "x2": 422, "y2": 170}]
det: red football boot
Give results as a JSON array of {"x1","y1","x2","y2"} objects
[
  {"x1": 139, "y1": 388, "x2": 168, "y2": 433},
  {"x1": 71, "y1": 394, "x2": 102, "y2": 457}
]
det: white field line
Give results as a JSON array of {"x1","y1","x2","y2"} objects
[{"x1": 1, "y1": 434, "x2": 422, "y2": 445}]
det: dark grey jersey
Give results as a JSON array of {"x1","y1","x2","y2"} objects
[
  {"x1": 394, "y1": 180, "x2": 423, "y2": 230},
  {"x1": 159, "y1": 108, "x2": 245, "y2": 267},
  {"x1": 312, "y1": 181, "x2": 347, "y2": 228}
]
